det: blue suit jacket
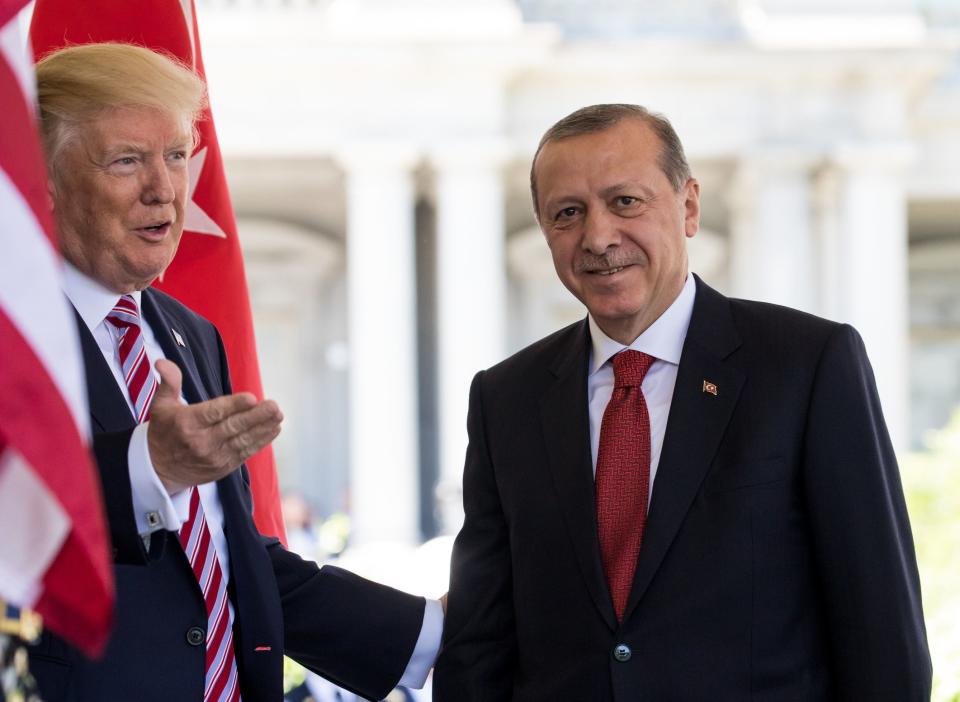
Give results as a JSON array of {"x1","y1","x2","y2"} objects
[{"x1": 29, "y1": 287, "x2": 424, "y2": 702}]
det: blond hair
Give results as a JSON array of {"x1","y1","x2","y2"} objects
[{"x1": 35, "y1": 42, "x2": 207, "y2": 174}]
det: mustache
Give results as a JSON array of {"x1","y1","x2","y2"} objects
[{"x1": 574, "y1": 251, "x2": 646, "y2": 274}]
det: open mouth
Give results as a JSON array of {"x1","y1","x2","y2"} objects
[{"x1": 135, "y1": 221, "x2": 171, "y2": 237}]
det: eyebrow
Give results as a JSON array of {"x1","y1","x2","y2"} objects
[
  {"x1": 598, "y1": 182, "x2": 656, "y2": 200},
  {"x1": 102, "y1": 143, "x2": 145, "y2": 157},
  {"x1": 101, "y1": 140, "x2": 191, "y2": 158}
]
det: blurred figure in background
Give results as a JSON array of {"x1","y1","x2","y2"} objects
[{"x1": 282, "y1": 492, "x2": 324, "y2": 562}]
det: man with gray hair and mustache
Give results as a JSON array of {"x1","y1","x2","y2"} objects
[{"x1": 434, "y1": 104, "x2": 930, "y2": 701}]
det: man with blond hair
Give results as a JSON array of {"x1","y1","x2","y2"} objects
[
  {"x1": 28, "y1": 43, "x2": 440, "y2": 702},
  {"x1": 435, "y1": 104, "x2": 930, "y2": 701}
]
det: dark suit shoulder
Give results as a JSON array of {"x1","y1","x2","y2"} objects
[
  {"x1": 143, "y1": 287, "x2": 222, "y2": 352},
  {"x1": 481, "y1": 319, "x2": 586, "y2": 387},
  {"x1": 726, "y1": 296, "x2": 844, "y2": 360},
  {"x1": 144, "y1": 287, "x2": 216, "y2": 333}
]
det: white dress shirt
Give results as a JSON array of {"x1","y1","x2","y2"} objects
[
  {"x1": 63, "y1": 263, "x2": 441, "y2": 688},
  {"x1": 587, "y1": 274, "x2": 696, "y2": 504}
]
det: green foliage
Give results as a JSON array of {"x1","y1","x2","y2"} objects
[
  {"x1": 903, "y1": 409, "x2": 960, "y2": 702},
  {"x1": 283, "y1": 656, "x2": 306, "y2": 694}
]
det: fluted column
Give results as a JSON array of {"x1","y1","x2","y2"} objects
[
  {"x1": 431, "y1": 143, "x2": 508, "y2": 534},
  {"x1": 728, "y1": 148, "x2": 818, "y2": 313},
  {"x1": 340, "y1": 144, "x2": 420, "y2": 545},
  {"x1": 830, "y1": 142, "x2": 913, "y2": 451}
]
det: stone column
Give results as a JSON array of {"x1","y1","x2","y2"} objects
[
  {"x1": 340, "y1": 145, "x2": 420, "y2": 545},
  {"x1": 728, "y1": 148, "x2": 818, "y2": 314},
  {"x1": 431, "y1": 143, "x2": 508, "y2": 534},
  {"x1": 830, "y1": 142, "x2": 914, "y2": 451}
]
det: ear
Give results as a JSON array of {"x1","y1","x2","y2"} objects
[
  {"x1": 46, "y1": 177, "x2": 57, "y2": 214},
  {"x1": 682, "y1": 178, "x2": 700, "y2": 239}
]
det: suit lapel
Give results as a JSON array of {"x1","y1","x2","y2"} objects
[
  {"x1": 142, "y1": 289, "x2": 209, "y2": 404},
  {"x1": 623, "y1": 276, "x2": 744, "y2": 621},
  {"x1": 539, "y1": 320, "x2": 618, "y2": 631},
  {"x1": 73, "y1": 307, "x2": 136, "y2": 432}
]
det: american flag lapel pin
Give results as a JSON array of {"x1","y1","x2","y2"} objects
[
  {"x1": 254, "y1": 645, "x2": 272, "y2": 652},
  {"x1": 702, "y1": 380, "x2": 718, "y2": 396},
  {"x1": 172, "y1": 328, "x2": 186, "y2": 348}
]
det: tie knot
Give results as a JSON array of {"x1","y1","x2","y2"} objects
[
  {"x1": 611, "y1": 350, "x2": 655, "y2": 388},
  {"x1": 105, "y1": 294, "x2": 140, "y2": 330}
]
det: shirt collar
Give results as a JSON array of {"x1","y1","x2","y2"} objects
[
  {"x1": 588, "y1": 273, "x2": 697, "y2": 376},
  {"x1": 62, "y1": 262, "x2": 143, "y2": 332}
]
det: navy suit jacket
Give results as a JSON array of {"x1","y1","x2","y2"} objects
[
  {"x1": 434, "y1": 275, "x2": 931, "y2": 702},
  {"x1": 29, "y1": 287, "x2": 424, "y2": 702}
]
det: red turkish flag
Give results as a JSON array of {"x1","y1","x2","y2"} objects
[
  {"x1": 30, "y1": 0, "x2": 287, "y2": 542},
  {"x1": 0, "y1": 0, "x2": 113, "y2": 656}
]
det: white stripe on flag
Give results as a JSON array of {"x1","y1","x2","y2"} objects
[
  {"x1": 0, "y1": 17, "x2": 35, "y2": 105},
  {"x1": 0, "y1": 445, "x2": 71, "y2": 606},
  {"x1": 0, "y1": 165, "x2": 90, "y2": 441}
]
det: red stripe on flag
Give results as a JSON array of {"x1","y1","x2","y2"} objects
[
  {"x1": 0, "y1": 308, "x2": 113, "y2": 655},
  {"x1": 0, "y1": 48, "x2": 57, "y2": 246},
  {"x1": 0, "y1": 0, "x2": 27, "y2": 31},
  {"x1": 30, "y1": 0, "x2": 193, "y2": 62}
]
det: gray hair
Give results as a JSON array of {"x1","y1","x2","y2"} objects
[{"x1": 530, "y1": 103, "x2": 691, "y2": 217}]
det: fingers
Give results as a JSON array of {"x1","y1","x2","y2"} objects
[
  {"x1": 224, "y1": 418, "x2": 282, "y2": 463},
  {"x1": 212, "y1": 400, "x2": 283, "y2": 457},
  {"x1": 195, "y1": 392, "x2": 259, "y2": 426},
  {"x1": 190, "y1": 396, "x2": 282, "y2": 467},
  {"x1": 149, "y1": 388, "x2": 283, "y2": 491},
  {"x1": 152, "y1": 359, "x2": 183, "y2": 405},
  {"x1": 217, "y1": 399, "x2": 282, "y2": 437}
]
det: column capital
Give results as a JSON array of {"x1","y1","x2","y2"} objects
[
  {"x1": 727, "y1": 146, "x2": 820, "y2": 215},
  {"x1": 335, "y1": 141, "x2": 421, "y2": 174},
  {"x1": 428, "y1": 139, "x2": 513, "y2": 173},
  {"x1": 830, "y1": 140, "x2": 916, "y2": 172},
  {"x1": 736, "y1": 144, "x2": 824, "y2": 173}
]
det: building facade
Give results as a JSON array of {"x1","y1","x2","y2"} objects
[{"x1": 196, "y1": 0, "x2": 960, "y2": 544}]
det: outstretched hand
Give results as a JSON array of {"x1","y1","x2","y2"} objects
[{"x1": 147, "y1": 359, "x2": 283, "y2": 494}]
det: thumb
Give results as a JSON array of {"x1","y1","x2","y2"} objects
[{"x1": 152, "y1": 359, "x2": 183, "y2": 405}]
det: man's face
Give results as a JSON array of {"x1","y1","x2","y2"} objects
[
  {"x1": 534, "y1": 118, "x2": 700, "y2": 344},
  {"x1": 52, "y1": 106, "x2": 192, "y2": 293}
]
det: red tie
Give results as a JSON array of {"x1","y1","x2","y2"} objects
[
  {"x1": 596, "y1": 350, "x2": 655, "y2": 621},
  {"x1": 179, "y1": 488, "x2": 241, "y2": 702},
  {"x1": 107, "y1": 296, "x2": 241, "y2": 701},
  {"x1": 105, "y1": 295, "x2": 158, "y2": 423}
]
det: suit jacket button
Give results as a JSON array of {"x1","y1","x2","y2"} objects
[
  {"x1": 613, "y1": 644, "x2": 632, "y2": 662},
  {"x1": 186, "y1": 626, "x2": 206, "y2": 646}
]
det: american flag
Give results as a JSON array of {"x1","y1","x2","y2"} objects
[{"x1": 0, "y1": 0, "x2": 113, "y2": 657}]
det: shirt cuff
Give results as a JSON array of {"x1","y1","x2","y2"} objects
[
  {"x1": 397, "y1": 598, "x2": 444, "y2": 689},
  {"x1": 128, "y1": 422, "x2": 189, "y2": 535}
]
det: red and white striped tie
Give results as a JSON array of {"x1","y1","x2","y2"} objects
[
  {"x1": 179, "y1": 488, "x2": 241, "y2": 702},
  {"x1": 106, "y1": 295, "x2": 241, "y2": 702},
  {"x1": 105, "y1": 295, "x2": 157, "y2": 424}
]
